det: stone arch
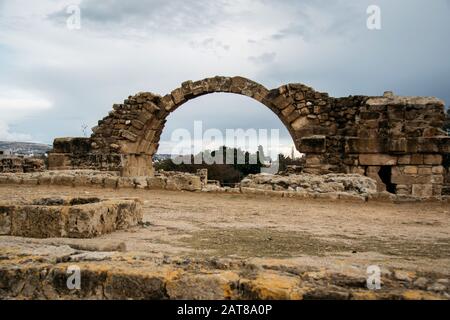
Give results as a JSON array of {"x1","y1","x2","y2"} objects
[
  {"x1": 90, "y1": 76, "x2": 333, "y2": 176},
  {"x1": 49, "y1": 77, "x2": 450, "y2": 196}
]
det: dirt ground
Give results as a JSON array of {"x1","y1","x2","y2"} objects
[{"x1": 0, "y1": 184, "x2": 449, "y2": 299}]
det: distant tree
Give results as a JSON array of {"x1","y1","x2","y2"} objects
[
  {"x1": 277, "y1": 153, "x2": 305, "y2": 172},
  {"x1": 154, "y1": 146, "x2": 266, "y2": 185}
]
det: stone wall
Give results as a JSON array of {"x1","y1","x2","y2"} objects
[
  {"x1": 444, "y1": 155, "x2": 450, "y2": 195},
  {"x1": 0, "y1": 170, "x2": 202, "y2": 192},
  {"x1": 47, "y1": 76, "x2": 450, "y2": 197},
  {"x1": 0, "y1": 157, "x2": 45, "y2": 173}
]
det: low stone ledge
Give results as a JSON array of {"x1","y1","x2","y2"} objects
[
  {"x1": 0, "y1": 197, "x2": 142, "y2": 238},
  {"x1": 0, "y1": 170, "x2": 202, "y2": 192}
]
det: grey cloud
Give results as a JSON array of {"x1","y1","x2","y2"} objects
[
  {"x1": 1, "y1": 0, "x2": 450, "y2": 146},
  {"x1": 248, "y1": 52, "x2": 276, "y2": 64},
  {"x1": 268, "y1": 0, "x2": 362, "y2": 41},
  {"x1": 189, "y1": 38, "x2": 231, "y2": 52},
  {"x1": 47, "y1": 0, "x2": 229, "y2": 36}
]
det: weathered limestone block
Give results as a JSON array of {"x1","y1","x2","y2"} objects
[
  {"x1": 389, "y1": 138, "x2": 407, "y2": 153},
  {"x1": 52, "y1": 174, "x2": 74, "y2": 186},
  {"x1": 391, "y1": 174, "x2": 433, "y2": 185},
  {"x1": 73, "y1": 175, "x2": 92, "y2": 186},
  {"x1": 165, "y1": 173, "x2": 201, "y2": 191},
  {"x1": 52, "y1": 137, "x2": 92, "y2": 154},
  {"x1": 133, "y1": 177, "x2": 148, "y2": 189},
  {"x1": 48, "y1": 153, "x2": 71, "y2": 169},
  {"x1": 117, "y1": 177, "x2": 135, "y2": 188},
  {"x1": 345, "y1": 138, "x2": 388, "y2": 154},
  {"x1": 90, "y1": 175, "x2": 105, "y2": 187},
  {"x1": 396, "y1": 184, "x2": 411, "y2": 195},
  {"x1": 147, "y1": 176, "x2": 167, "y2": 189},
  {"x1": 359, "y1": 154, "x2": 397, "y2": 166},
  {"x1": 418, "y1": 167, "x2": 432, "y2": 175},
  {"x1": 38, "y1": 173, "x2": 53, "y2": 185},
  {"x1": 104, "y1": 176, "x2": 119, "y2": 189},
  {"x1": 403, "y1": 166, "x2": 418, "y2": 175},
  {"x1": 298, "y1": 136, "x2": 326, "y2": 153},
  {"x1": 0, "y1": 197, "x2": 142, "y2": 238},
  {"x1": 240, "y1": 173, "x2": 377, "y2": 196},
  {"x1": 412, "y1": 184, "x2": 433, "y2": 198},
  {"x1": 424, "y1": 154, "x2": 442, "y2": 165},
  {"x1": 22, "y1": 177, "x2": 39, "y2": 185}
]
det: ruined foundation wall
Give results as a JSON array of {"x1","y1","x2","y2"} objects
[
  {"x1": 0, "y1": 157, "x2": 45, "y2": 173},
  {"x1": 47, "y1": 76, "x2": 450, "y2": 197}
]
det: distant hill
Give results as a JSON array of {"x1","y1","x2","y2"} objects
[{"x1": 0, "y1": 141, "x2": 52, "y2": 156}]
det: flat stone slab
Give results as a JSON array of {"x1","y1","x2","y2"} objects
[{"x1": 0, "y1": 197, "x2": 142, "y2": 238}]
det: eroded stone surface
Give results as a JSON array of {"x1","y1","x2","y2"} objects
[
  {"x1": 0, "y1": 185, "x2": 449, "y2": 300},
  {"x1": 0, "y1": 241, "x2": 448, "y2": 300},
  {"x1": 0, "y1": 197, "x2": 142, "y2": 238}
]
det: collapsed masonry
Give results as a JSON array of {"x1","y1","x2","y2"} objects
[
  {"x1": 47, "y1": 76, "x2": 450, "y2": 197},
  {"x1": 0, "y1": 157, "x2": 45, "y2": 173}
]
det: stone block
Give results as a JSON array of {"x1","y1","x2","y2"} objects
[
  {"x1": 305, "y1": 155, "x2": 322, "y2": 165},
  {"x1": 1, "y1": 197, "x2": 142, "y2": 238},
  {"x1": 120, "y1": 130, "x2": 138, "y2": 142},
  {"x1": 147, "y1": 177, "x2": 166, "y2": 190},
  {"x1": 117, "y1": 177, "x2": 135, "y2": 188},
  {"x1": 395, "y1": 185, "x2": 411, "y2": 196},
  {"x1": 423, "y1": 154, "x2": 442, "y2": 165},
  {"x1": 171, "y1": 87, "x2": 186, "y2": 105},
  {"x1": 22, "y1": 177, "x2": 39, "y2": 185},
  {"x1": 359, "y1": 154, "x2": 397, "y2": 166},
  {"x1": 433, "y1": 184, "x2": 443, "y2": 196},
  {"x1": 404, "y1": 166, "x2": 418, "y2": 175},
  {"x1": 431, "y1": 166, "x2": 444, "y2": 174},
  {"x1": 389, "y1": 138, "x2": 407, "y2": 153},
  {"x1": 345, "y1": 138, "x2": 388, "y2": 154},
  {"x1": 0, "y1": 176, "x2": 8, "y2": 184},
  {"x1": 412, "y1": 184, "x2": 433, "y2": 198},
  {"x1": 391, "y1": 174, "x2": 432, "y2": 185},
  {"x1": 398, "y1": 155, "x2": 411, "y2": 165},
  {"x1": 410, "y1": 154, "x2": 424, "y2": 165},
  {"x1": 38, "y1": 174, "x2": 53, "y2": 185},
  {"x1": 431, "y1": 174, "x2": 444, "y2": 184},
  {"x1": 162, "y1": 94, "x2": 176, "y2": 112},
  {"x1": 73, "y1": 175, "x2": 92, "y2": 186},
  {"x1": 104, "y1": 177, "x2": 118, "y2": 189},
  {"x1": 298, "y1": 136, "x2": 326, "y2": 153},
  {"x1": 90, "y1": 176, "x2": 105, "y2": 187},
  {"x1": 52, "y1": 174, "x2": 74, "y2": 186},
  {"x1": 0, "y1": 205, "x2": 12, "y2": 235},
  {"x1": 165, "y1": 174, "x2": 201, "y2": 191},
  {"x1": 48, "y1": 153, "x2": 71, "y2": 170},
  {"x1": 291, "y1": 116, "x2": 309, "y2": 130},
  {"x1": 417, "y1": 167, "x2": 432, "y2": 175},
  {"x1": 133, "y1": 177, "x2": 148, "y2": 189},
  {"x1": 52, "y1": 137, "x2": 91, "y2": 154}
]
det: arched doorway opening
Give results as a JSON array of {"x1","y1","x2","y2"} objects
[{"x1": 152, "y1": 92, "x2": 301, "y2": 185}]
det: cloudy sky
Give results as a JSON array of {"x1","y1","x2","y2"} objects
[{"x1": 0, "y1": 0, "x2": 449, "y2": 154}]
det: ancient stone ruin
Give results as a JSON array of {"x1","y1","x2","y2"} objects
[
  {"x1": 0, "y1": 197, "x2": 142, "y2": 238},
  {"x1": 47, "y1": 76, "x2": 450, "y2": 197},
  {"x1": 0, "y1": 156, "x2": 45, "y2": 173}
]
